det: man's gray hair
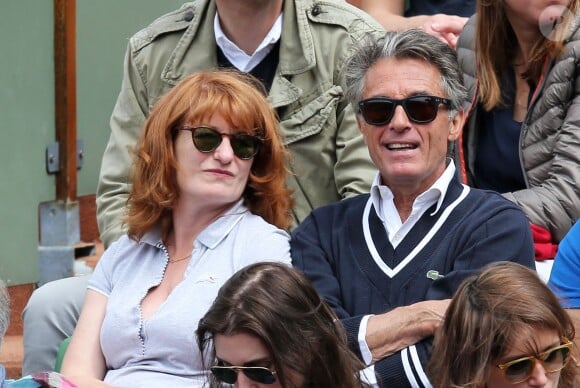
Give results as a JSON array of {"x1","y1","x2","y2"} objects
[
  {"x1": 344, "y1": 29, "x2": 467, "y2": 119},
  {"x1": 0, "y1": 280, "x2": 9, "y2": 349}
]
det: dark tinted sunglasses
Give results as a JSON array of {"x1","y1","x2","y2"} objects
[
  {"x1": 358, "y1": 95, "x2": 452, "y2": 125},
  {"x1": 179, "y1": 126, "x2": 263, "y2": 160},
  {"x1": 211, "y1": 365, "x2": 277, "y2": 385},
  {"x1": 496, "y1": 340, "x2": 573, "y2": 384}
]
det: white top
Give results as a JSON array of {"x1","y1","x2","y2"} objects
[
  {"x1": 88, "y1": 201, "x2": 291, "y2": 387},
  {"x1": 214, "y1": 12, "x2": 283, "y2": 72}
]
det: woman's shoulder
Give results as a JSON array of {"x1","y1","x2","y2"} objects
[
  {"x1": 94, "y1": 233, "x2": 162, "y2": 274},
  {"x1": 240, "y1": 211, "x2": 290, "y2": 239},
  {"x1": 224, "y1": 211, "x2": 291, "y2": 265}
]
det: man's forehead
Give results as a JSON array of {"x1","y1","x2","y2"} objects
[{"x1": 362, "y1": 57, "x2": 444, "y2": 98}]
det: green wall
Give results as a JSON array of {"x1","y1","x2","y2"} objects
[
  {"x1": 76, "y1": 1, "x2": 184, "y2": 195},
  {"x1": 0, "y1": 1, "x2": 184, "y2": 285}
]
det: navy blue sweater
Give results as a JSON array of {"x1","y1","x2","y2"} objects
[{"x1": 291, "y1": 177, "x2": 534, "y2": 387}]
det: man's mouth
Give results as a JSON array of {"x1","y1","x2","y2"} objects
[{"x1": 385, "y1": 143, "x2": 418, "y2": 151}]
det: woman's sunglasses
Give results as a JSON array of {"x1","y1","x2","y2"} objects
[
  {"x1": 496, "y1": 340, "x2": 573, "y2": 384},
  {"x1": 179, "y1": 126, "x2": 263, "y2": 160},
  {"x1": 211, "y1": 365, "x2": 277, "y2": 385},
  {"x1": 358, "y1": 95, "x2": 452, "y2": 125}
]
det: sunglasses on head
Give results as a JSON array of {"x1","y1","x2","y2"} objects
[
  {"x1": 496, "y1": 340, "x2": 573, "y2": 384},
  {"x1": 179, "y1": 126, "x2": 263, "y2": 160},
  {"x1": 211, "y1": 365, "x2": 277, "y2": 385},
  {"x1": 358, "y1": 95, "x2": 452, "y2": 125}
]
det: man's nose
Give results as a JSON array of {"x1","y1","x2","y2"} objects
[{"x1": 390, "y1": 105, "x2": 411, "y2": 130}]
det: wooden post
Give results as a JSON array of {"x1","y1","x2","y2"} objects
[
  {"x1": 54, "y1": 0, "x2": 77, "y2": 201},
  {"x1": 38, "y1": 0, "x2": 80, "y2": 286}
]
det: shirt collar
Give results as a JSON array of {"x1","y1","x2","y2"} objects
[
  {"x1": 141, "y1": 199, "x2": 248, "y2": 250},
  {"x1": 370, "y1": 160, "x2": 457, "y2": 220},
  {"x1": 214, "y1": 12, "x2": 282, "y2": 72}
]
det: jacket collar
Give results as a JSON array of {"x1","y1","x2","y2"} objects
[
  {"x1": 162, "y1": 0, "x2": 218, "y2": 85},
  {"x1": 268, "y1": 0, "x2": 317, "y2": 108},
  {"x1": 162, "y1": 0, "x2": 316, "y2": 108},
  {"x1": 278, "y1": 0, "x2": 315, "y2": 75}
]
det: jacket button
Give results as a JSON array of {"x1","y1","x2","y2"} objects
[
  {"x1": 183, "y1": 10, "x2": 194, "y2": 22},
  {"x1": 311, "y1": 4, "x2": 321, "y2": 16}
]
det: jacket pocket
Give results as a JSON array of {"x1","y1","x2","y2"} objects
[{"x1": 280, "y1": 85, "x2": 341, "y2": 145}]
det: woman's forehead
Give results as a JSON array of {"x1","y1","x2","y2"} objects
[
  {"x1": 186, "y1": 110, "x2": 259, "y2": 132},
  {"x1": 500, "y1": 327, "x2": 560, "y2": 360}
]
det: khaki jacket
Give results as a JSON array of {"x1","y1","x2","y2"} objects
[{"x1": 97, "y1": 0, "x2": 382, "y2": 247}]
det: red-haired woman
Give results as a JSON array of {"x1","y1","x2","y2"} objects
[{"x1": 61, "y1": 70, "x2": 293, "y2": 387}]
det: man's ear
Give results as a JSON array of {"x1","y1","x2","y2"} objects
[
  {"x1": 448, "y1": 109, "x2": 465, "y2": 141},
  {"x1": 356, "y1": 114, "x2": 363, "y2": 131}
]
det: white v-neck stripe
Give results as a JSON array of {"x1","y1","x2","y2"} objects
[
  {"x1": 409, "y1": 345, "x2": 432, "y2": 387},
  {"x1": 401, "y1": 347, "x2": 421, "y2": 388},
  {"x1": 362, "y1": 185, "x2": 470, "y2": 278}
]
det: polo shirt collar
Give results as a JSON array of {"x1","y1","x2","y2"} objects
[{"x1": 141, "y1": 199, "x2": 248, "y2": 250}]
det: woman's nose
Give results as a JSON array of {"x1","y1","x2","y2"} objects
[
  {"x1": 213, "y1": 136, "x2": 235, "y2": 163},
  {"x1": 526, "y1": 361, "x2": 549, "y2": 386},
  {"x1": 235, "y1": 372, "x2": 258, "y2": 388}
]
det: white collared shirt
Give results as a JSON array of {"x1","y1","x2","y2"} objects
[
  {"x1": 369, "y1": 160, "x2": 456, "y2": 248},
  {"x1": 214, "y1": 13, "x2": 283, "y2": 72}
]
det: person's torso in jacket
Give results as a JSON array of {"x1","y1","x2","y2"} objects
[
  {"x1": 122, "y1": 0, "x2": 382, "y2": 225},
  {"x1": 456, "y1": 14, "x2": 580, "y2": 242}
]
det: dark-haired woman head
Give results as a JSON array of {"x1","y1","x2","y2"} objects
[
  {"x1": 429, "y1": 261, "x2": 578, "y2": 388},
  {"x1": 197, "y1": 262, "x2": 368, "y2": 388}
]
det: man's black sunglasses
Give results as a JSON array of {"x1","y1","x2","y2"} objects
[
  {"x1": 358, "y1": 95, "x2": 452, "y2": 125},
  {"x1": 179, "y1": 126, "x2": 263, "y2": 160},
  {"x1": 211, "y1": 365, "x2": 277, "y2": 385}
]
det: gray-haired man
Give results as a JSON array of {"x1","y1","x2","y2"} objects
[{"x1": 291, "y1": 30, "x2": 535, "y2": 387}]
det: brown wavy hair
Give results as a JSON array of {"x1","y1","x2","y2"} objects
[
  {"x1": 476, "y1": 0, "x2": 579, "y2": 110},
  {"x1": 428, "y1": 261, "x2": 578, "y2": 388},
  {"x1": 125, "y1": 70, "x2": 293, "y2": 239},
  {"x1": 197, "y1": 262, "x2": 370, "y2": 388}
]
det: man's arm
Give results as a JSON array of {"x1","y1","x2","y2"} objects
[
  {"x1": 96, "y1": 43, "x2": 149, "y2": 248},
  {"x1": 366, "y1": 299, "x2": 448, "y2": 361},
  {"x1": 359, "y1": 0, "x2": 467, "y2": 47}
]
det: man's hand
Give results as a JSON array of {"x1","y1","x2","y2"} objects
[{"x1": 366, "y1": 299, "x2": 450, "y2": 361}]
